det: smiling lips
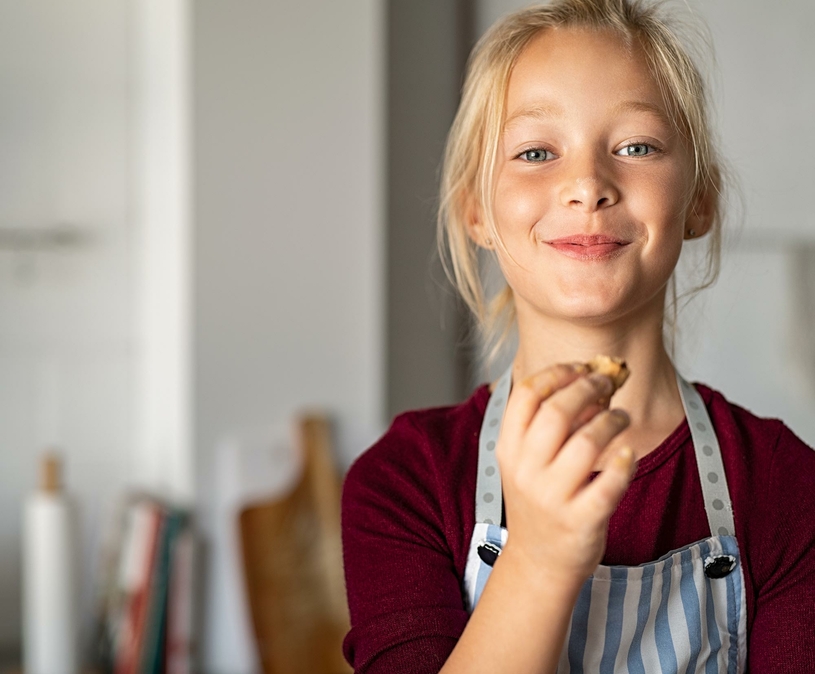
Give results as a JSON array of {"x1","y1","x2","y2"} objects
[{"x1": 545, "y1": 234, "x2": 630, "y2": 260}]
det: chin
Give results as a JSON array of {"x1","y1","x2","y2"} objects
[
  {"x1": 550, "y1": 290, "x2": 628, "y2": 322},
  {"x1": 546, "y1": 286, "x2": 666, "y2": 327},
  {"x1": 558, "y1": 307, "x2": 627, "y2": 327},
  {"x1": 511, "y1": 276, "x2": 660, "y2": 327},
  {"x1": 520, "y1": 298, "x2": 626, "y2": 328}
]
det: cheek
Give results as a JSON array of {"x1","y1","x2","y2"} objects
[
  {"x1": 633, "y1": 168, "x2": 690, "y2": 233},
  {"x1": 493, "y1": 172, "x2": 553, "y2": 236},
  {"x1": 631, "y1": 174, "x2": 688, "y2": 273}
]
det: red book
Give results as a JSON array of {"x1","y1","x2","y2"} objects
[{"x1": 114, "y1": 500, "x2": 164, "y2": 674}]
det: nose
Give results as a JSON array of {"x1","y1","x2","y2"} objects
[{"x1": 558, "y1": 155, "x2": 619, "y2": 212}]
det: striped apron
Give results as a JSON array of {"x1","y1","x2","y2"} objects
[{"x1": 462, "y1": 368, "x2": 748, "y2": 673}]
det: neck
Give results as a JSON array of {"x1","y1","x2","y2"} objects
[{"x1": 510, "y1": 296, "x2": 684, "y2": 463}]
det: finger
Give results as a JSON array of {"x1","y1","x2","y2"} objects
[
  {"x1": 499, "y1": 363, "x2": 587, "y2": 453},
  {"x1": 518, "y1": 362, "x2": 590, "y2": 399},
  {"x1": 570, "y1": 400, "x2": 610, "y2": 435},
  {"x1": 521, "y1": 373, "x2": 615, "y2": 467},
  {"x1": 548, "y1": 408, "x2": 630, "y2": 497},
  {"x1": 573, "y1": 446, "x2": 637, "y2": 523}
]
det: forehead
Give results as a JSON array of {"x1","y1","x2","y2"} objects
[{"x1": 505, "y1": 27, "x2": 669, "y2": 128}]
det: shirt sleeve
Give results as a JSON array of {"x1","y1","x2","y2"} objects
[
  {"x1": 748, "y1": 425, "x2": 815, "y2": 672},
  {"x1": 341, "y1": 415, "x2": 469, "y2": 673}
]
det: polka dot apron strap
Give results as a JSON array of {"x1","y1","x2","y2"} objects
[
  {"x1": 676, "y1": 374, "x2": 736, "y2": 538},
  {"x1": 475, "y1": 366, "x2": 512, "y2": 525}
]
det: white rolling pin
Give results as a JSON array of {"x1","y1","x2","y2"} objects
[{"x1": 23, "y1": 453, "x2": 79, "y2": 674}]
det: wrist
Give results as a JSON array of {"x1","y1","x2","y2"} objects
[{"x1": 497, "y1": 540, "x2": 588, "y2": 600}]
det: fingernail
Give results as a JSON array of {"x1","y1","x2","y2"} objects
[
  {"x1": 570, "y1": 362, "x2": 590, "y2": 374},
  {"x1": 613, "y1": 446, "x2": 634, "y2": 468},
  {"x1": 610, "y1": 409, "x2": 630, "y2": 424},
  {"x1": 588, "y1": 373, "x2": 613, "y2": 395}
]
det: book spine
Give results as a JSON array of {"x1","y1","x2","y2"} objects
[
  {"x1": 140, "y1": 511, "x2": 183, "y2": 674},
  {"x1": 114, "y1": 502, "x2": 163, "y2": 674},
  {"x1": 166, "y1": 525, "x2": 195, "y2": 674}
]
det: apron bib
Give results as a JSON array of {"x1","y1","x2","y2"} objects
[{"x1": 462, "y1": 368, "x2": 748, "y2": 673}]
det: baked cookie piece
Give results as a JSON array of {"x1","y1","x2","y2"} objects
[{"x1": 586, "y1": 355, "x2": 630, "y2": 393}]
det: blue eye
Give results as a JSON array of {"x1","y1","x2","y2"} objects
[
  {"x1": 617, "y1": 143, "x2": 655, "y2": 157},
  {"x1": 519, "y1": 148, "x2": 554, "y2": 162}
]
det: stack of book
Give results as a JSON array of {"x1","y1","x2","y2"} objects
[{"x1": 94, "y1": 495, "x2": 195, "y2": 674}]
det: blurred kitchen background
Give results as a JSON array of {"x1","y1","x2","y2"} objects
[{"x1": 0, "y1": 0, "x2": 812, "y2": 672}]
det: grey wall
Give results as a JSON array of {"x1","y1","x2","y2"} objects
[
  {"x1": 192, "y1": 1, "x2": 385, "y2": 669},
  {"x1": 193, "y1": 0, "x2": 385, "y2": 478},
  {"x1": 385, "y1": 0, "x2": 475, "y2": 419}
]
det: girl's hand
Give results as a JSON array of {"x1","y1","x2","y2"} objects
[{"x1": 496, "y1": 363, "x2": 636, "y2": 590}]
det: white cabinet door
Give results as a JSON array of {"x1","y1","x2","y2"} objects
[{"x1": 0, "y1": 0, "x2": 131, "y2": 652}]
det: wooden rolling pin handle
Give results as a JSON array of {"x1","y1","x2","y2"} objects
[{"x1": 40, "y1": 452, "x2": 62, "y2": 493}]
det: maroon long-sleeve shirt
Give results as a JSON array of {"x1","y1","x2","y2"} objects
[{"x1": 341, "y1": 383, "x2": 815, "y2": 673}]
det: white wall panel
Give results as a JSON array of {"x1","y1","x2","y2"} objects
[
  {"x1": 0, "y1": 0, "x2": 131, "y2": 654},
  {"x1": 675, "y1": 245, "x2": 815, "y2": 445}
]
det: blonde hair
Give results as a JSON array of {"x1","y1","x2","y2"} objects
[{"x1": 437, "y1": 0, "x2": 724, "y2": 360}]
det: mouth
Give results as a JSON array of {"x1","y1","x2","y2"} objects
[{"x1": 544, "y1": 234, "x2": 630, "y2": 261}]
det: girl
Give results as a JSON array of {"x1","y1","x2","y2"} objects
[{"x1": 341, "y1": 0, "x2": 815, "y2": 672}]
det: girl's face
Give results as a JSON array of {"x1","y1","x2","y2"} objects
[{"x1": 482, "y1": 27, "x2": 702, "y2": 328}]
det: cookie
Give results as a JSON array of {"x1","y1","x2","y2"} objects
[{"x1": 586, "y1": 355, "x2": 630, "y2": 393}]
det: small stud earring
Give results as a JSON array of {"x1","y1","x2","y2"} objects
[
  {"x1": 485, "y1": 237, "x2": 493, "y2": 246},
  {"x1": 687, "y1": 229, "x2": 696, "y2": 238}
]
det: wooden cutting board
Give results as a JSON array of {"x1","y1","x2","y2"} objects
[{"x1": 239, "y1": 415, "x2": 352, "y2": 674}]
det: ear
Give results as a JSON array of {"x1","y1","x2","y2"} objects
[
  {"x1": 462, "y1": 190, "x2": 494, "y2": 249},
  {"x1": 684, "y1": 184, "x2": 715, "y2": 240}
]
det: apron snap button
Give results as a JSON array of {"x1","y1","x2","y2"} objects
[
  {"x1": 477, "y1": 541, "x2": 502, "y2": 567},
  {"x1": 704, "y1": 554, "x2": 737, "y2": 579}
]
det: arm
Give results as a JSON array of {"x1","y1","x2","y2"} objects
[
  {"x1": 440, "y1": 366, "x2": 634, "y2": 673},
  {"x1": 438, "y1": 542, "x2": 583, "y2": 674},
  {"x1": 748, "y1": 426, "x2": 815, "y2": 672},
  {"x1": 341, "y1": 416, "x2": 470, "y2": 674},
  {"x1": 343, "y1": 365, "x2": 635, "y2": 674}
]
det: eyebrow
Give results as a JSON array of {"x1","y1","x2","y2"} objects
[
  {"x1": 612, "y1": 99, "x2": 671, "y2": 125},
  {"x1": 503, "y1": 99, "x2": 671, "y2": 130},
  {"x1": 503, "y1": 103, "x2": 565, "y2": 129}
]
